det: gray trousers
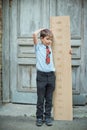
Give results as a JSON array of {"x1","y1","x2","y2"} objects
[{"x1": 36, "y1": 70, "x2": 55, "y2": 119}]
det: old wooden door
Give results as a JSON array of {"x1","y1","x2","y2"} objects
[
  {"x1": 10, "y1": 0, "x2": 51, "y2": 103},
  {"x1": 50, "y1": 0, "x2": 86, "y2": 105},
  {"x1": 9, "y1": 0, "x2": 86, "y2": 104}
]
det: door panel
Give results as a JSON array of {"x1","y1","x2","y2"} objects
[
  {"x1": 57, "y1": 0, "x2": 82, "y2": 37},
  {"x1": 17, "y1": 65, "x2": 36, "y2": 92},
  {"x1": 17, "y1": 0, "x2": 50, "y2": 37}
]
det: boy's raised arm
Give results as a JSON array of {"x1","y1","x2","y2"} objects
[{"x1": 33, "y1": 29, "x2": 44, "y2": 44}]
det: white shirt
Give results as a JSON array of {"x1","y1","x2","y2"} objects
[{"x1": 35, "y1": 43, "x2": 55, "y2": 72}]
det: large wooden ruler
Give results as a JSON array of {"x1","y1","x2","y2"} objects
[{"x1": 50, "y1": 16, "x2": 73, "y2": 120}]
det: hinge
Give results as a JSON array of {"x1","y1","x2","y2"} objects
[
  {"x1": 9, "y1": 0, "x2": 12, "y2": 7},
  {"x1": 82, "y1": 0, "x2": 84, "y2": 8}
]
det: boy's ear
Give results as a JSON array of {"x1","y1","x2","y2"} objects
[
  {"x1": 40, "y1": 36, "x2": 43, "y2": 39},
  {"x1": 40, "y1": 37, "x2": 44, "y2": 40}
]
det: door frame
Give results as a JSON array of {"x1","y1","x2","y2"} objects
[{"x1": 2, "y1": 0, "x2": 10, "y2": 102}]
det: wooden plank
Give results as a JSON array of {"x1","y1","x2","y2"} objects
[{"x1": 50, "y1": 16, "x2": 73, "y2": 120}]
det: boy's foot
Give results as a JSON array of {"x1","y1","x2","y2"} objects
[
  {"x1": 45, "y1": 118, "x2": 53, "y2": 126},
  {"x1": 36, "y1": 118, "x2": 43, "y2": 126}
]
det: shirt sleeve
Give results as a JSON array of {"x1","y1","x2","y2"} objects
[{"x1": 34, "y1": 43, "x2": 39, "y2": 52}]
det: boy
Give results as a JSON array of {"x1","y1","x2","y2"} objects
[{"x1": 33, "y1": 29, "x2": 55, "y2": 126}]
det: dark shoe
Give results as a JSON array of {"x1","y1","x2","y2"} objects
[
  {"x1": 36, "y1": 118, "x2": 43, "y2": 126},
  {"x1": 45, "y1": 118, "x2": 53, "y2": 126}
]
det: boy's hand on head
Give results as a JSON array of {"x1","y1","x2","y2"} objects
[{"x1": 33, "y1": 29, "x2": 43, "y2": 44}]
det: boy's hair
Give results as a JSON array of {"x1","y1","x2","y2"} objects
[{"x1": 40, "y1": 29, "x2": 53, "y2": 39}]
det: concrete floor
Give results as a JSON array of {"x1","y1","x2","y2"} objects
[
  {"x1": 0, "y1": 115, "x2": 87, "y2": 130},
  {"x1": 0, "y1": 103, "x2": 87, "y2": 130}
]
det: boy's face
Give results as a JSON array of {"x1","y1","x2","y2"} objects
[{"x1": 41, "y1": 36, "x2": 53, "y2": 46}]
